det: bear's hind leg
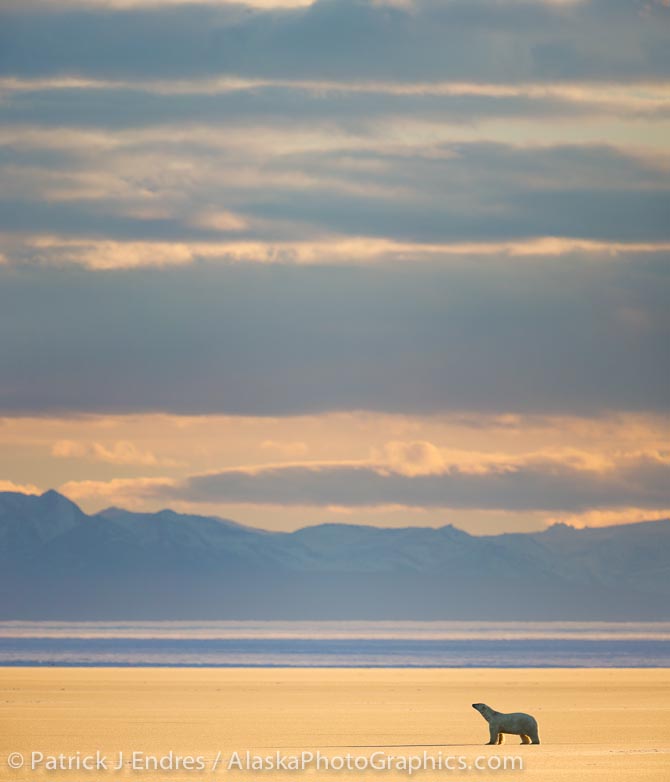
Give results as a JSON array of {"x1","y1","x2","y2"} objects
[
  {"x1": 529, "y1": 730, "x2": 540, "y2": 745},
  {"x1": 520, "y1": 735, "x2": 531, "y2": 744}
]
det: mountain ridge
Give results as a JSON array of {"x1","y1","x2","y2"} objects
[{"x1": 1, "y1": 489, "x2": 668, "y2": 621}]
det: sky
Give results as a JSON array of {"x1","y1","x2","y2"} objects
[{"x1": 0, "y1": 0, "x2": 669, "y2": 534}]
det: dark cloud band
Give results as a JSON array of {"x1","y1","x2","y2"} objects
[
  {"x1": 0, "y1": 255, "x2": 667, "y2": 417},
  {"x1": 154, "y1": 453, "x2": 670, "y2": 513},
  {"x1": 1, "y1": 0, "x2": 668, "y2": 83}
]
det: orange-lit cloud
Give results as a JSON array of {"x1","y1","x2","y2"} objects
[
  {"x1": 4, "y1": 234, "x2": 670, "y2": 270},
  {"x1": 3, "y1": 0, "x2": 314, "y2": 8},
  {"x1": 59, "y1": 476, "x2": 174, "y2": 509},
  {"x1": 3, "y1": 410, "x2": 655, "y2": 533},
  {"x1": 51, "y1": 439, "x2": 181, "y2": 467},
  {"x1": 549, "y1": 508, "x2": 670, "y2": 528},
  {"x1": 0, "y1": 480, "x2": 40, "y2": 495},
  {"x1": 261, "y1": 440, "x2": 310, "y2": 458},
  {"x1": 5, "y1": 76, "x2": 670, "y2": 111}
]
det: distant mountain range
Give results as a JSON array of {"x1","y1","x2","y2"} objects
[{"x1": 1, "y1": 490, "x2": 669, "y2": 620}]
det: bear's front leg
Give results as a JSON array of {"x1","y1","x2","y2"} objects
[{"x1": 486, "y1": 726, "x2": 498, "y2": 745}]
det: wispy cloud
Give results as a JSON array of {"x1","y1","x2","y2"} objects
[
  {"x1": 1, "y1": 140, "x2": 669, "y2": 251},
  {"x1": 51, "y1": 439, "x2": 180, "y2": 466},
  {"x1": 3, "y1": 234, "x2": 669, "y2": 271}
]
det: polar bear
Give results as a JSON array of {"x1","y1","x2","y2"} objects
[{"x1": 472, "y1": 703, "x2": 540, "y2": 745}]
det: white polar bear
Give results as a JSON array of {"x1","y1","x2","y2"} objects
[{"x1": 472, "y1": 703, "x2": 540, "y2": 745}]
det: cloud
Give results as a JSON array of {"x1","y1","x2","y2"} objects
[
  {"x1": 59, "y1": 476, "x2": 173, "y2": 509},
  {"x1": 4, "y1": 74, "x2": 670, "y2": 111},
  {"x1": 0, "y1": 480, "x2": 41, "y2": 495},
  {"x1": 0, "y1": 254, "x2": 667, "y2": 417},
  {"x1": 377, "y1": 441, "x2": 617, "y2": 477},
  {"x1": 379, "y1": 440, "x2": 447, "y2": 476},
  {"x1": 33, "y1": 412, "x2": 666, "y2": 530},
  {"x1": 191, "y1": 210, "x2": 249, "y2": 232},
  {"x1": 261, "y1": 440, "x2": 309, "y2": 457},
  {"x1": 3, "y1": 233, "x2": 670, "y2": 271},
  {"x1": 59, "y1": 448, "x2": 670, "y2": 514},
  {"x1": 1, "y1": 1, "x2": 313, "y2": 7},
  {"x1": 51, "y1": 439, "x2": 179, "y2": 466},
  {"x1": 548, "y1": 507, "x2": 670, "y2": 528},
  {"x1": 1, "y1": 0, "x2": 668, "y2": 84},
  {"x1": 1, "y1": 141, "x2": 669, "y2": 246},
  {"x1": 0, "y1": 81, "x2": 626, "y2": 132},
  {"x1": 22, "y1": 240, "x2": 198, "y2": 270}
]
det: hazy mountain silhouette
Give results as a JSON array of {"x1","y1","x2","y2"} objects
[{"x1": 1, "y1": 490, "x2": 668, "y2": 620}]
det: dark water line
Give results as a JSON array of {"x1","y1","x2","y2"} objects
[{"x1": 1, "y1": 637, "x2": 669, "y2": 667}]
